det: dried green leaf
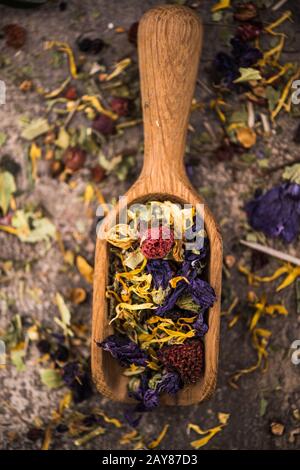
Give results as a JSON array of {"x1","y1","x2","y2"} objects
[
  {"x1": 282, "y1": 164, "x2": 300, "y2": 185},
  {"x1": 234, "y1": 68, "x2": 262, "y2": 84},
  {"x1": 11, "y1": 348, "x2": 26, "y2": 372},
  {"x1": 12, "y1": 210, "x2": 56, "y2": 243},
  {"x1": 40, "y1": 368, "x2": 63, "y2": 389},
  {"x1": 0, "y1": 131, "x2": 7, "y2": 147},
  {"x1": 55, "y1": 127, "x2": 70, "y2": 149},
  {"x1": 21, "y1": 118, "x2": 50, "y2": 141}
]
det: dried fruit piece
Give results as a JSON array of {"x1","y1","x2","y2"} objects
[
  {"x1": 270, "y1": 422, "x2": 285, "y2": 436},
  {"x1": 64, "y1": 86, "x2": 77, "y2": 100},
  {"x1": 140, "y1": 226, "x2": 174, "y2": 259},
  {"x1": 159, "y1": 340, "x2": 204, "y2": 384},
  {"x1": 4, "y1": 24, "x2": 26, "y2": 49},
  {"x1": 90, "y1": 165, "x2": 106, "y2": 183},
  {"x1": 92, "y1": 114, "x2": 116, "y2": 136},
  {"x1": 110, "y1": 97, "x2": 130, "y2": 117},
  {"x1": 234, "y1": 3, "x2": 257, "y2": 22},
  {"x1": 63, "y1": 147, "x2": 86, "y2": 171}
]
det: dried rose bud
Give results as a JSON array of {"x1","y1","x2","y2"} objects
[
  {"x1": 140, "y1": 226, "x2": 174, "y2": 259},
  {"x1": 128, "y1": 21, "x2": 139, "y2": 46},
  {"x1": 63, "y1": 147, "x2": 86, "y2": 171},
  {"x1": 92, "y1": 114, "x2": 116, "y2": 136},
  {"x1": 234, "y1": 3, "x2": 257, "y2": 22},
  {"x1": 65, "y1": 86, "x2": 78, "y2": 100},
  {"x1": 27, "y1": 427, "x2": 44, "y2": 442},
  {"x1": 90, "y1": 165, "x2": 106, "y2": 183},
  {"x1": 236, "y1": 22, "x2": 262, "y2": 41},
  {"x1": 50, "y1": 160, "x2": 64, "y2": 177},
  {"x1": 110, "y1": 97, "x2": 130, "y2": 117},
  {"x1": 4, "y1": 24, "x2": 26, "y2": 49},
  {"x1": 159, "y1": 340, "x2": 204, "y2": 384}
]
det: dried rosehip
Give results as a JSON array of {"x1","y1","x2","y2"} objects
[
  {"x1": 234, "y1": 3, "x2": 257, "y2": 22},
  {"x1": 236, "y1": 22, "x2": 262, "y2": 42},
  {"x1": 159, "y1": 340, "x2": 204, "y2": 384},
  {"x1": 3, "y1": 24, "x2": 26, "y2": 49},
  {"x1": 65, "y1": 86, "x2": 77, "y2": 100},
  {"x1": 92, "y1": 114, "x2": 116, "y2": 136},
  {"x1": 140, "y1": 226, "x2": 174, "y2": 259},
  {"x1": 63, "y1": 147, "x2": 86, "y2": 171},
  {"x1": 128, "y1": 21, "x2": 139, "y2": 46},
  {"x1": 110, "y1": 97, "x2": 130, "y2": 117},
  {"x1": 90, "y1": 165, "x2": 106, "y2": 183}
]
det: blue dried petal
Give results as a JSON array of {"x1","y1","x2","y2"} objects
[
  {"x1": 98, "y1": 334, "x2": 147, "y2": 367},
  {"x1": 193, "y1": 312, "x2": 209, "y2": 337},
  {"x1": 156, "y1": 371, "x2": 182, "y2": 395},
  {"x1": 245, "y1": 182, "x2": 300, "y2": 243},
  {"x1": 146, "y1": 259, "x2": 173, "y2": 289},
  {"x1": 189, "y1": 278, "x2": 216, "y2": 310}
]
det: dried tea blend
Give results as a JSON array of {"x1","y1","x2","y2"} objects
[{"x1": 98, "y1": 200, "x2": 216, "y2": 414}]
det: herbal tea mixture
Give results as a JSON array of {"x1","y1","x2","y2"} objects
[{"x1": 99, "y1": 201, "x2": 216, "y2": 412}]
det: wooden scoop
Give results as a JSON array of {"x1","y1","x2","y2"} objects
[{"x1": 92, "y1": 4, "x2": 222, "y2": 405}]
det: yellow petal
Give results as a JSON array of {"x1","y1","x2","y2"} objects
[
  {"x1": 148, "y1": 424, "x2": 169, "y2": 449},
  {"x1": 211, "y1": 0, "x2": 231, "y2": 13},
  {"x1": 276, "y1": 267, "x2": 300, "y2": 291},
  {"x1": 76, "y1": 255, "x2": 94, "y2": 284}
]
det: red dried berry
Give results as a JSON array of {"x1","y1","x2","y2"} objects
[
  {"x1": 63, "y1": 147, "x2": 86, "y2": 171},
  {"x1": 140, "y1": 226, "x2": 174, "y2": 259},
  {"x1": 128, "y1": 21, "x2": 139, "y2": 46},
  {"x1": 65, "y1": 86, "x2": 78, "y2": 100},
  {"x1": 92, "y1": 114, "x2": 116, "y2": 136},
  {"x1": 110, "y1": 97, "x2": 130, "y2": 117},
  {"x1": 90, "y1": 165, "x2": 106, "y2": 183},
  {"x1": 236, "y1": 22, "x2": 262, "y2": 42},
  {"x1": 159, "y1": 340, "x2": 204, "y2": 384},
  {"x1": 234, "y1": 3, "x2": 257, "y2": 22},
  {"x1": 4, "y1": 24, "x2": 26, "y2": 49}
]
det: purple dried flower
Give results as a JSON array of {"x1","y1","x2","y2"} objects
[
  {"x1": 231, "y1": 37, "x2": 262, "y2": 67},
  {"x1": 156, "y1": 371, "x2": 182, "y2": 395},
  {"x1": 146, "y1": 259, "x2": 173, "y2": 289},
  {"x1": 62, "y1": 361, "x2": 92, "y2": 403},
  {"x1": 129, "y1": 372, "x2": 159, "y2": 412},
  {"x1": 214, "y1": 52, "x2": 239, "y2": 87},
  {"x1": 189, "y1": 278, "x2": 216, "y2": 310},
  {"x1": 155, "y1": 282, "x2": 187, "y2": 316},
  {"x1": 245, "y1": 182, "x2": 300, "y2": 243},
  {"x1": 193, "y1": 312, "x2": 209, "y2": 337},
  {"x1": 98, "y1": 334, "x2": 147, "y2": 366}
]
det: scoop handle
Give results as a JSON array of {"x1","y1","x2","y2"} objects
[{"x1": 138, "y1": 5, "x2": 202, "y2": 182}]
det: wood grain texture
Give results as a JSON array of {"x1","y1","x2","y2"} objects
[{"x1": 92, "y1": 4, "x2": 223, "y2": 405}]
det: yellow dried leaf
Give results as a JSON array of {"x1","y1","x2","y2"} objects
[
  {"x1": 30, "y1": 142, "x2": 42, "y2": 180},
  {"x1": 83, "y1": 184, "x2": 94, "y2": 205},
  {"x1": 148, "y1": 424, "x2": 169, "y2": 449},
  {"x1": 188, "y1": 413, "x2": 230, "y2": 449},
  {"x1": 211, "y1": 0, "x2": 231, "y2": 12},
  {"x1": 69, "y1": 287, "x2": 87, "y2": 304},
  {"x1": 276, "y1": 267, "x2": 300, "y2": 291},
  {"x1": 76, "y1": 255, "x2": 94, "y2": 284}
]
